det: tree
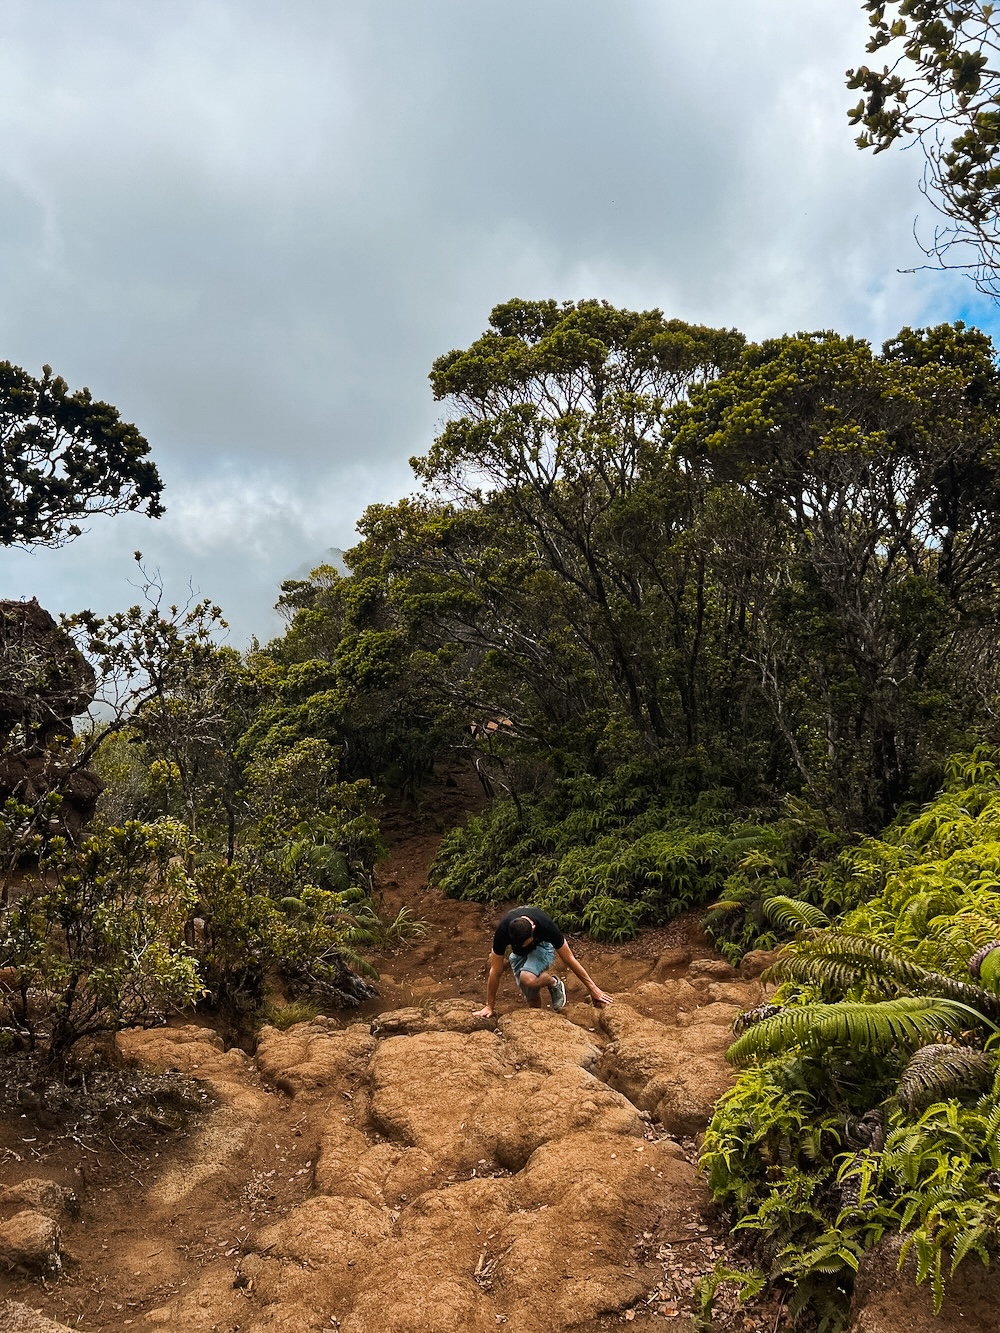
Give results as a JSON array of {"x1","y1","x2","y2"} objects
[
  {"x1": 413, "y1": 298, "x2": 745, "y2": 759},
  {"x1": 0, "y1": 362, "x2": 163, "y2": 547},
  {"x1": 675, "y1": 321, "x2": 1000, "y2": 825},
  {"x1": 847, "y1": 1, "x2": 1000, "y2": 295}
]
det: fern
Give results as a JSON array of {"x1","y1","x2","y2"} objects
[
  {"x1": 726, "y1": 997, "x2": 974, "y2": 1067},
  {"x1": 762, "y1": 895, "x2": 830, "y2": 932},
  {"x1": 897, "y1": 1044, "x2": 995, "y2": 1114},
  {"x1": 691, "y1": 1265, "x2": 766, "y2": 1332},
  {"x1": 951, "y1": 1221, "x2": 990, "y2": 1273},
  {"x1": 771, "y1": 931, "x2": 1000, "y2": 1018},
  {"x1": 704, "y1": 753, "x2": 1000, "y2": 1330}
]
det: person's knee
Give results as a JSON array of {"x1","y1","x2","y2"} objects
[{"x1": 518, "y1": 969, "x2": 545, "y2": 991}]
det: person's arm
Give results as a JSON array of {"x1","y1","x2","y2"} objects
[
  {"x1": 476, "y1": 952, "x2": 506, "y2": 1017},
  {"x1": 556, "y1": 942, "x2": 614, "y2": 1006}
]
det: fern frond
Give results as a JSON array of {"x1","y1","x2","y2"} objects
[
  {"x1": 771, "y1": 931, "x2": 1000, "y2": 1018},
  {"x1": 900, "y1": 891, "x2": 958, "y2": 938},
  {"x1": 951, "y1": 1222, "x2": 990, "y2": 1274},
  {"x1": 897, "y1": 1044, "x2": 995, "y2": 1114},
  {"x1": 762, "y1": 896, "x2": 830, "y2": 932},
  {"x1": 773, "y1": 952, "x2": 886, "y2": 997},
  {"x1": 727, "y1": 997, "x2": 974, "y2": 1067}
]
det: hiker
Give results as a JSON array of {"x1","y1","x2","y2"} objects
[{"x1": 476, "y1": 905, "x2": 614, "y2": 1018}]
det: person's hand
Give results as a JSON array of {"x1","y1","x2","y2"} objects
[
  {"x1": 475, "y1": 1006, "x2": 494, "y2": 1018},
  {"x1": 590, "y1": 989, "x2": 614, "y2": 1007}
]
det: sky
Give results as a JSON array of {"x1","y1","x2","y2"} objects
[{"x1": 0, "y1": 0, "x2": 993, "y2": 646}]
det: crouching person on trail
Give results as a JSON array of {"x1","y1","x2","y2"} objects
[{"x1": 476, "y1": 905, "x2": 614, "y2": 1018}]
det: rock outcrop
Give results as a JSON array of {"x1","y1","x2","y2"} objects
[
  {"x1": 0, "y1": 601, "x2": 95, "y2": 746},
  {"x1": 0, "y1": 600, "x2": 102, "y2": 840},
  {"x1": 110, "y1": 967, "x2": 768, "y2": 1333}
]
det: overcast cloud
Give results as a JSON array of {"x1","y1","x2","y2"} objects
[{"x1": 0, "y1": 0, "x2": 990, "y2": 644}]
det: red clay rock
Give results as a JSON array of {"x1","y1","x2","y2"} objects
[
  {"x1": 109, "y1": 937, "x2": 752, "y2": 1333},
  {"x1": 369, "y1": 1001, "x2": 495, "y2": 1037},
  {"x1": 366, "y1": 1029, "x2": 506, "y2": 1170},
  {"x1": 496, "y1": 1006, "x2": 602, "y2": 1073},
  {"x1": 0, "y1": 1212, "x2": 60, "y2": 1276},
  {"x1": 258, "y1": 1194, "x2": 392, "y2": 1275},
  {"x1": 596, "y1": 1003, "x2": 678, "y2": 1108},
  {"x1": 0, "y1": 1182, "x2": 75, "y2": 1222},
  {"x1": 628, "y1": 978, "x2": 703, "y2": 1017},
  {"x1": 650, "y1": 948, "x2": 693, "y2": 979},
  {"x1": 492, "y1": 1063, "x2": 644, "y2": 1169},
  {"x1": 648, "y1": 1056, "x2": 736, "y2": 1136},
  {"x1": 687, "y1": 958, "x2": 739, "y2": 982},
  {"x1": 739, "y1": 947, "x2": 783, "y2": 979},
  {"x1": 255, "y1": 1020, "x2": 375, "y2": 1096},
  {"x1": 673, "y1": 1000, "x2": 743, "y2": 1028},
  {"x1": 596, "y1": 1001, "x2": 736, "y2": 1133},
  {"x1": 0, "y1": 1303, "x2": 74, "y2": 1332},
  {"x1": 707, "y1": 979, "x2": 765, "y2": 1007},
  {"x1": 117, "y1": 1025, "x2": 268, "y2": 1214}
]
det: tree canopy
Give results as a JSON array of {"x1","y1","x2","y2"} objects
[
  {"x1": 273, "y1": 302, "x2": 1000, "y2": 832},
  {"x1": 0, "y1": 362, "x2": 163, "y2": 547}
]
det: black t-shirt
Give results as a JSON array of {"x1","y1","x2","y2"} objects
[{"x1": 492, "y1": 906, "x2": 565, "y2": 956}]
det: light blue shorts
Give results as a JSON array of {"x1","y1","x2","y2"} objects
[{"x1": 509, "y1": 941, "x2": 555, "y2": 994}]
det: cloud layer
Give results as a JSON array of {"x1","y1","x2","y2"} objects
[{"x1": 0, "y1": 0, "x2": 990, "y2": 643}]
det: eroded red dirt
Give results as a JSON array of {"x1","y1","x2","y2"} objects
[{"x1": 0, "y1": 771, "x2": 784, "y2": 1333}]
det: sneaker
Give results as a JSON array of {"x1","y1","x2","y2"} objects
[{"x1": 549, "y1": 975, "x2": 567, "y2": 1011}]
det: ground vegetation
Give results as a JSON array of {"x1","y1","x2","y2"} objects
[{"x1": 702, "y1": 751, "x2": 1000, "y2": 1328}]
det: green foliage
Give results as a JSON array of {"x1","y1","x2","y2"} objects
[
  {"x1": 675, "y1": 323, "x2": 1000, "y2": 828},
  {"x1": 0, "y1": 361, "x2": 163, "y2": 547},
  {"x1": 726, "y1": 997, "x2": 979, "y2": 1068},
  {"x1": 703, "y1": 801, "x2": 846, "y2": 962},
  {"x1": 847, "y1": 2, "x2": 1000, "y2": 295},
  {"x1": 266, "y1": 543, "x2": 464, "y2": 795},
  {"x1": 771, "y1": 931, "x2": 1000, "y2": 1017},
  {"x1": 703, "y1": 751, "x2": 1000, "y2": 1326},
  {"x1": 762, "y1": 896, "x2": 830, "y2": 933},
  {"x1": 374, "y1": 905, "x2": 430, "y2": 946},
  {"x1": 79, "y1": 599, "x2": 390, "y2": 1036},
  {"x1": 0, "y1": 819, "x2": 201, "y2": 1061},
  {"x1": 897, "y1": 1043, "x2": 995, "y2": 1114},
  {"x1": 261, "y1": 309, "x2": 1000, "y2": 845},
  {"x1": 183, "y1": 741, "x2": 385, "y2": 1027},
  {"x1": 261, "y1": 999, "x2": 320, "y2": 1030},
  {"x1": 430, "y1": 764, "x2": 792, "y2": 938},
  {"x1": 91, "y1": 726, "x2": 156, "y2": 825},
  {"x1": 193, "y1": 859, "x2": 380, "y2": 1027},
  {"x1": 692, "y1": 1264, "x2": 766, "y2": 1332}
]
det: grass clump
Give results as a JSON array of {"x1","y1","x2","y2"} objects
[{"x1": 261, "y1": 1000, "x2": 321, "y2": 1030}]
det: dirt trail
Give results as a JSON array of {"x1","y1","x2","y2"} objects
[{"x1": 0, "y1": 775, "x2": 785, "y2": 1333}]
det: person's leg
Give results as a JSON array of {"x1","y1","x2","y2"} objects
[
  {"x1": 512, "y1": 943, "x2": 556, "y2": 1008},
  {"x1": 510, "y1": 950, "x2": 540, "y2": 1006}
]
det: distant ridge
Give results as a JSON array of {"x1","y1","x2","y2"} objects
[{"x1": 285, "y1": 547, "x2": 349, "y2": 583}]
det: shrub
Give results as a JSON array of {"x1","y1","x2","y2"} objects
[
  {"x1": 430, "y1": 765, "x2": 831, "y2": 941},
  {"x1": 0, "y1": 819, "x2": 201, "y2": 1062}
]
